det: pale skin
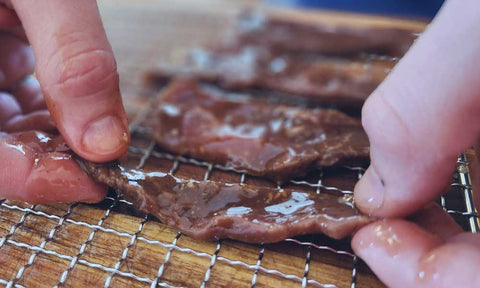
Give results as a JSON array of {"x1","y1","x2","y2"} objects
[
  {"x1": 0, "y1": 0, "x2": 479, "y2": 287},
  {"x1": 0, "y1": 0, "x2": 129, "y2": 203}
]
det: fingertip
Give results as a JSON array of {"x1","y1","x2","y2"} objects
[
  {"x1": 10, "y1": 0, "x2": 129, "y2": 162},
  {"x1": 42, "y1": 57, "x2": 130, "y2": 162},
  {"x1": 354, "y1": 166, "x2": 385, "y2": 215},
  {"x1": 25, "y1": 152, "x2": 108, "y2": 204},
  {"x1": 0, "y1": 132, "x2": 107, "y2": 204},
  {"x1": 354, "y1": 221, "x2": 480, "y2": 288},
  {"x1": 81, "y1": 182, "x2": 108, "y2": 203},
  {"x1": 354, "y1": 160, "x2": 455, "y2": 218},
  {"x1": 351, "y1": 221, "x2": 375, "y2": 259},
  {"x1": 77, "y1": 113, "x2": 130, "y2": 162},
  {"x1": 352, "y1": 220, "x2": 443, "y2": 288}
]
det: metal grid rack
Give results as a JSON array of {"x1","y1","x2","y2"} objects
[{"x1": 0, "y1": 106, "x2": 479, "y2": 288}]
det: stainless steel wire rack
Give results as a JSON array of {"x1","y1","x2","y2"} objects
[
  {"x1": 0, "y1": 103, "x2": 479, "y2": 288},
  {"x1": 0, "y1": 126, "x2": 479, "y2": 287},
  {"x1": 0, "y1": 1, "x2": 452, "y2": 286}
]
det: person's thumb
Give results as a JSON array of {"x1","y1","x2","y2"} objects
[
  {"x1": 10, "y1": 0, "x2": 129, "y2": 162},
  {"x1": 355, "y1": 0, "x2": 480, "y2": 217}
]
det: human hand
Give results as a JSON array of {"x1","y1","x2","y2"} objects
[
  {"x1": 353, "y1": 204, "x2": 480, "y2": 288},
  {"x1": 0, "y1": 0, "x2": 129, "y2": 203},
  {"x1": 353, "y1": 0, "x2": 480, "y2": 286}
]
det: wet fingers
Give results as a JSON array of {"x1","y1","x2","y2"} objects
[
  {"x1": 0, "y1": 131, "x2": 106, "y2": 204},
  {"x1": 4, "y1": 110, "x2": 56, "y2": 133},
  {"x1": 352, "y1": 219, "x2": 480, "y2": 288}
]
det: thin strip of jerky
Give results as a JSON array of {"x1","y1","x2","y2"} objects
[
  {"x1": 79, "y1": 160, "x2": 373, "y2": 243},
  {"x1": 148, "y1": 46, "x2": 393, "y2": 107},
  {"x1": 153, "y1": 80, "x2": 369, "y2": 183},
  {"x1": 235, "y1": 10, "x2": 416, "y2": 57}
]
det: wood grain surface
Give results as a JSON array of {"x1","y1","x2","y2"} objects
[{"x1": 0, "y1": 1, "x2": 433, "y2": 287}]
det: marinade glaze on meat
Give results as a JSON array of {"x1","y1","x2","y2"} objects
[
  {"x1": 147, "y1": 11, "x2": 415, "y2": 107},
  {"x1": 153, "y1": 80, "x2": 370, "y2": 183},
  {"x1": 150, "y1": 46, "x2": 393, "y2": 107},
  {"x1": 80, "y1": 160, "x2": 373, "y2": 243},
  {"x1": 234, "y1": 10, "x2": 416, "y2": 57},
  {"x1": 76, "y1": 78, "x2": 373, "y2": 243},
  {"x1": 0, "y1": 130, "x2": 372, "y2": 242},
  {"x1": 79, "y1": 11, "x2": 400, "y2": 243}
]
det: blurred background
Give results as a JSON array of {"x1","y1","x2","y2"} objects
[{"x1": 267, "y1": 0, "x2": 445, "y2": 19}]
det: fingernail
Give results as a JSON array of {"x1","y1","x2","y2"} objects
[
  {"x1": 82, "y1": 115, "x2": 128, "y2": 157},
  {"x1": 354, "y1": 166, "x2": 385, "y2": 213}
]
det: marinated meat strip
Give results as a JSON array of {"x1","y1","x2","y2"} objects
[
  {"x1": 153, "y1": 80, "x2": 369, "y2": 183},
  {"x1": 80, "y1": 160, "x2": 373, "y2": 243},
  {"x1": 149, "y1": 46, "x2": 392, "y2": 107},
  {"x1": 4, "y1": 131, "x2": 372, "y2": 242},
  {"x1": 235, "y1": 10, "x2": 416, "y2": 57},
  {"x1": 148, "y1": 10, "x2": 416, "y2": 107}
]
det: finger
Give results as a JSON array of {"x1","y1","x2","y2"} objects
[
  {"x1": 11, "y1": 0, "x2": 129, "y2": 162},
  {"x1": 0, "y1": 92, "x2": 21, "y2": 128},
  {"x1": 4, "y1": 110, "x2": 56, "y2": 133},
  {"x1": 1, "y1": 26, "x2": 27, "y2": 41},
  {"x1": 409, "y1": 202, "x2": 463, "y2": 240},
  {"x1": 354, "y1": 0, "x2": 480, "y2": 217},
  {"x1": 0, "y1": 131, "x2": 106, "y2": 204},
  {"x1": 352, "y1": 220, "x2": 480, "y2": 288},
  {"x1": 0, "y1": 32, "x2": 34, "y2": 89},
  {"x1": 12, "y1": 76, "x2": 47, "y2": 113},
  {"x1": 448, "y1": 232, "x2": 480, "y2": 247},
  {"x1": 0, "y1": 4, "x2": 20, "y2": 27}
]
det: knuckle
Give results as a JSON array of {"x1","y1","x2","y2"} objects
[
  {"x1": 361, "y1": 90, "x2": 413, "y2": 151},
  {"x1": 42, "y1": 47, "x2": 118, "y2": 100}
]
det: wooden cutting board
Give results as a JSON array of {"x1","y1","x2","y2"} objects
[{"x1": 0, "y1": 1, "x2": 428, "y2": 287}]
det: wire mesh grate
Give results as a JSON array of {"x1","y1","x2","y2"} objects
[{"x1": 0, "y1": 104, "x2": 478, "y2": 288}]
